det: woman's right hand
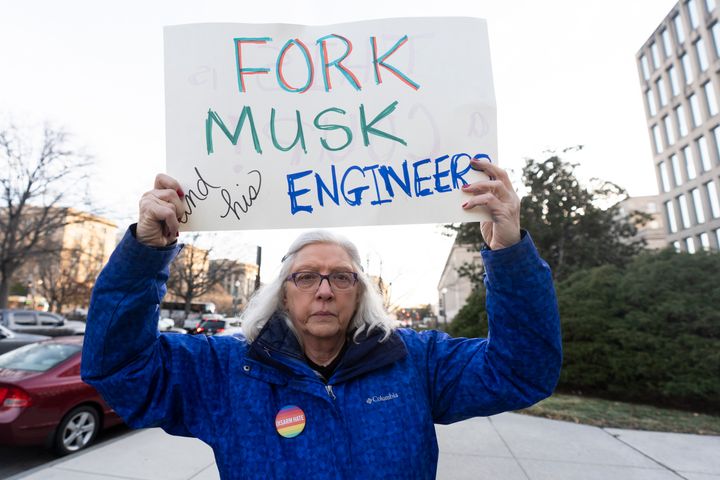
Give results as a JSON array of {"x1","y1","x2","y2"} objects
[{"x1": 136, "y1": 174, "x2": 185, "y2": 247}]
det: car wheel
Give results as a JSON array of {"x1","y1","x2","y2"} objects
[{"x1": 54, "y1": 405, "x2": 100, "y2": 456}]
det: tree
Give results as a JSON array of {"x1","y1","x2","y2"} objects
[
  {"x1": 446, "y1": 149, "x2": 649, "y2": 282},
  {"x1": 34, "y1": 243, "x2": 104, "y2": 314},
  {"x1": 0, "y1": 124, "x2": 92, "y2": 308},
  {"x1": 166, "y1": 234, "x2": 237, "y2": 320},
  {"x1": 520, "y1": 150, "x2": 649, "y2": 280},
  {"x1": 557, "y1": 249, "x2": 720, "y2": 412}
]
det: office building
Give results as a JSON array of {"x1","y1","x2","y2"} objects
[{"x1": 637, "y1": 0, "x2": 720, "y2": 251}]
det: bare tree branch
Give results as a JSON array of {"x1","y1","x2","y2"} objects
[{"x1": 0, "y1": 123, "x2": 94, "y2": 308}]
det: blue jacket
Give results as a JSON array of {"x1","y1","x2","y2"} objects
[{"x1": 81, "y1": 228, "x2": 561, "y2": 479}]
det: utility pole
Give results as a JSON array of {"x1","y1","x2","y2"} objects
[{"x1": 254, "y1": 246, "x2": 262, "y2": 291}]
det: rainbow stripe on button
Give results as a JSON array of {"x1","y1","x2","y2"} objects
[{"x1": 275, "y1": 405, "x2": 306, "y2": 438}]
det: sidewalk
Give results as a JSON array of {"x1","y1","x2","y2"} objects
[{"x1": 10, "y1": 413, "x2": 720, "y2": 480}]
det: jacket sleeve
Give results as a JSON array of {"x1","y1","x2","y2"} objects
[
  {"x1": 80, "y1": 226, "x2": 225, "y2": 441},
  {"x1": 422, "y1": 231, "x2": 562, "y2": 424}
]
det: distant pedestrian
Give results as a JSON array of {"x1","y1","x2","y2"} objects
[{"x1": 81, "y1": 157, "x2": 562, "y2": 479}]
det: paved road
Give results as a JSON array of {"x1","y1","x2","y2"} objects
[{"x1": 0, "y1": 424, "x2": 132, "y2": 479}]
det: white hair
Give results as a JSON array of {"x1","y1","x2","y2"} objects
[{"x1": 241, "y1": 230, "x2": 396, "y2": 344}]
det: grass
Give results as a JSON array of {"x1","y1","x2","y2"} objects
[{"x1": 517, "y1": 393, "x2": 720, "y2": 435}]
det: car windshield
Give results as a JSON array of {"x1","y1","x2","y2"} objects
[
  {"x1": 0, "y1": 343, "x2": 81, "y2": 372},
  {"x1": 201, "y1": 320, "x2": 225, "y2": 329}
]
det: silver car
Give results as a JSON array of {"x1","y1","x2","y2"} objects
[{"x1": 0, "y1": 324, "x2": 50, "y2": 355}]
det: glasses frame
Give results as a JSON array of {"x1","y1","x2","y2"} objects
[{"x1": 285, "y1": 271, "x2": 359, "y2": 291}]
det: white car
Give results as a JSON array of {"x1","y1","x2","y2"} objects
[{"x1": 158, "y1": 318, "x2": 186, "y2": 334}]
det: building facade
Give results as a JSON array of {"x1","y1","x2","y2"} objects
[
  {"x1": 618, "y1": 195, "x2": 668, "y2": 250},
  {"x1": 15, "y1": 209, "x2": 118, "y2": 313},
  {"x1": 637, "y1": 0, "x2": 720, "y2": 251},
  {"x1": 436, "y1": 241, "x2": 483, "y2": 325}
]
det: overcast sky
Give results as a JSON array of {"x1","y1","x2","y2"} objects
[{"x1": 0, "y1": 0, "x2": 678, "y2": 307}]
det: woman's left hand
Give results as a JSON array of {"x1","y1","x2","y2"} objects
[{"x1": 461, "y1": 157, "x2": 521, "y2": 250}]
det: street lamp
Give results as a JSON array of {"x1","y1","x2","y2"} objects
[
  {"x1": 232, "y1": 280, "x2": 241, "y2": 316},
  {"x1": 441, "y1": 288, "x2": 448, "y2": 328}
]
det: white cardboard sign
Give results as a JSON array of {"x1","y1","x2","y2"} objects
[{"x1": 164, "y1": 18, "x2": 496, "y2": 231}]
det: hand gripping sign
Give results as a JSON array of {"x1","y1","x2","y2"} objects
[{"x1": 164, "y1": 18, "x2": 496, "y2": 231}]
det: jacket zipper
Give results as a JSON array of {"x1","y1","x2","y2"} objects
[{"x1": 325, "y1": 384, "x2": 336, "y2": 400}]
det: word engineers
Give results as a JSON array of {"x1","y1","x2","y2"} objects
[{"x1": 286, "y1": 152, "x2": 480, "y2": 214}]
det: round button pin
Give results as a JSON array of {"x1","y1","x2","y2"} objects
[{"x1": 275, "y1": 405, "x2": 306, "y2": 438}]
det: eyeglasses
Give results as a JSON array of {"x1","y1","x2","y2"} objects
[{"x1": 286, "y1": 271, "x2": 358, "y2": 291}]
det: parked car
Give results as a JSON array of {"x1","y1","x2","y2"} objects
[
  {"x1": 158, "y1": 318, "x2": 186, "y2": 334},
  {"x1": 192, "y1": 319, "x2": 227, "y2": 335},
  {"x1": 0, "y1": 325, "x2": 50, "y2": 355},
  {"x1": 0, "y1": 309, "x2": 85, "y2": 336},
  {"x1": 216, "y1": 318, "x2": 244, "y2": 338},
  {"x1": 0, "y1": 337, "x2": 123, "y2": 455},
  {"x1": 183, "y1": 313, "x2": 224, "y2": 333}
]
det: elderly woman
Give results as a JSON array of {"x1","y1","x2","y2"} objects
[{"x1": 81, "y1": 157, "x2": 561, "y2": 480}]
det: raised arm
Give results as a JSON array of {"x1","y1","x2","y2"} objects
[
  {"x1": 81, "y1": 175, "x2": 223, "y2": 440},
  {"x1": 417, "y1": 158, "x2": 561, "y2": 423}
]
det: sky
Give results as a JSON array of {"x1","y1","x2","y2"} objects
[{"x1": 0, "y1": 0, "x2": 678, "y2": 308}]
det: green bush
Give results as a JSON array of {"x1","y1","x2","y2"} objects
[{"x1": 449, "y1": 248, "x2": 720, "y2": 413}]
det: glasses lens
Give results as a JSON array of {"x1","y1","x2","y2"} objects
[
  {"x1": 295, "y1": 272, "x2": 320, "y2": 290},
  {"x1": 330, "y1": 272, "x2": 354, "y2": 289}
]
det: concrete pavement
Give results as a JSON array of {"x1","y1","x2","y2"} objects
[{"x1": 9, "y1": 412, "x2": 720, "y2": 480}]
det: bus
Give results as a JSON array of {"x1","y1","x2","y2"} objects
[{"x1": 160, "y1": 301, "x2": 216, "y2": 321}]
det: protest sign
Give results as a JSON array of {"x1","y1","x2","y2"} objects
[{"x1": 164, "y1": 18, "x2": 496, "y2": 231}]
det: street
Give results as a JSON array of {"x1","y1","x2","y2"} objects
[{"x1": 0, "y1": 424, "x2": 132, "y2": 479}]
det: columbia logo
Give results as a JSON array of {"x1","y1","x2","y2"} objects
[{"x1": 365, "y1": 392, "x2": 399, "y2": 404}]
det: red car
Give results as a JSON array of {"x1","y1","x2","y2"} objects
[{"x1": 0, "y1": 336, "x2": 123, "y2": 455}]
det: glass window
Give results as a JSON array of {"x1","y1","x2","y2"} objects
[
  {"x1": 678, "y1": 194, "x2": 691, "y2": 228},
  {"x1": 671, "y1": 153, "x2": 683, "y2": 184},
  {"x1": 676, "y1": 104, "x2": 688, "y2": 136},
  {"x1": 681, "y1": 54, "x2": 694, "y2": 85},
  {"x1": 700, "y1": 233, "x2": 710, "y2": 250},
  {"x1": 657, "y1": 78, "x2": 668, "y2": 107},
  {"x1": 713, "y1": 23, "x2": 720, "y2": 58},
  {"x1": 659, "y1": 161, "x2": 671, "y2": 192},
  {"x1": 707, "y1": 180, "x2": 720, "y2": 217},
  {"x1": 704, "y1": 81, "x2": 718, "y2": 116},
  {"x1": 668, "y1": 65, "x2": 680, "y2": 96},
  {"x1": 689, "y1": 94, "x2": 702, "y2": 125},
  {"x1": 664, "y1": 116, "x2": 676, "y2": 145},
  {"x1": 698, "y1": 135, "x2": 712, "y2": 171},
  {"x1": 713, "y1": 126, "x2": 720, "y2": 164},
  {"x1": 662, "y1": 29, "x2": 673, "y2": 58},
  {"x1": 700, "y1": 232, "x2": 710, "y2": 249},
  {"x1": 683, "y1": 144, "x2": 697, "y2": 179},
  {"x1": 688, "y1": 0, "x2": 700, "y2": 29},
  {"x1": 666, "y1": 200, "x2": 679, "y2": 233},
  {"x1": 708, "y1": 0, "x2": 717, "y2": 13},
  {"x1": 673, "y1": 240, "x2": 682, "y2": 252},
  {"x1": 715, "y1": 228, "x2": 720, "y2": 248},
  {"x1": 651, "y1": 42, "x2": 661, "y2": 69},
  {"x1": 686, "y1": 237, "x2": 697, "y2": 253},
  {"x1": 691, "y1": 188, "x2": 706, "y2": 222},
  {"x1": 0, "y1": 343, "x2": 81, "y2": 372},
  {"x1": 640, "y1": 55, "x2": 650, "y2": 80},
  {"x1": 646, "y1": 89, "x2": 657, "y2": 116},
  {"x1": 652, "y1": 125, "x2": 663, "y2": 153},
  {"x1": 12, "y1": 312, "x2": 36, "y2": 326},
  {"x1": 695, "y1": 38, "x2": 709, "y2": 72},
  {"x1": 38, "y1": 313, "x2": 62, "y2": 326},
  {"x1": 674, "y1": 15, "x2": 686, "y2": 44}
]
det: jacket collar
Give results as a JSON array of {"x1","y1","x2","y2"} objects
[{"x1": 249, "y1": 311, "x2": 407, "y2": 384}]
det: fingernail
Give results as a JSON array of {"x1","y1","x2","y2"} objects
[
  {"x1": 461, "y1": 183, "x2": 470, "y2": 189},
  {"x1": 462, "y1": 202, "x2": 469, "y2": 208},
  {"x1": 176, "y1": 189, "x2": 184, "y2": 198}
]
